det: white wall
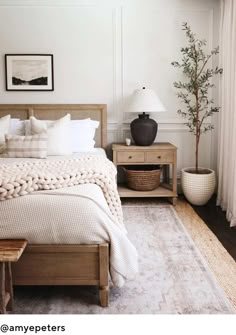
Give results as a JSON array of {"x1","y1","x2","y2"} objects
[{"x1": 0, "y1": 0, "x2": 220, "y2": 178}]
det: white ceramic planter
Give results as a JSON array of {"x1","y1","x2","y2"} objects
[{"x1": 181, "y1": 167, "x2": 216, "y2": 205}]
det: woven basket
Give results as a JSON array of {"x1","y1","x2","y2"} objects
[{"x1": 123, "y1": 165, "x2": 161, "y2": 191}]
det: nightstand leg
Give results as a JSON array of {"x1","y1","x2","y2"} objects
[
  {"x1": 169, "y1": 197, "x2": 177, "y2": 206},
  {"x1": 163, "y1": 165, "x2": 170, "y2": 184},
  {"x1": 172, "y1": 161, "x2": 177, "y2": 196},
  {"x1": 0, "y1": 262, "x2": 6, "y2": 314}
]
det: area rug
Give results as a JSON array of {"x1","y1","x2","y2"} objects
[
  {"x1": 13, "y1": 204, "x2": 235, "y2": 314},
  {"x1": 175, "y1": 199, "x2": 236, "y2": 309}
]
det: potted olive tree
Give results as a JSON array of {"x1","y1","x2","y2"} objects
[{"x1": 171, "y1": 22, "x2": 222, "y2": 205}]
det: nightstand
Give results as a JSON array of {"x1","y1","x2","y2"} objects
[{"x1": 112, "y1": 143, "x2": 177, "y2": 205}]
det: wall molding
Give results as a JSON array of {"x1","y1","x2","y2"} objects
[
  {"x1": 122, "y1": 119, "x2": 213, "y2": 126},
  {"x1": 0, "y1": 1, "x2": 123, "y2": 127},
  {"x1": 109, "y1": 6, "x2": 123, "y2": 124},
  {"x1": 107, "y1": 128, "x2": 119, "y2": 144},
  {"x1": 0, "y1": 1, "x2": 219, "y2": 171},
  {"x1": 121, "y1": 128, "x2": 190, "y2": 140}
]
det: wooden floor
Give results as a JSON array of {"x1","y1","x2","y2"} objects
[{"x1": 191, "y1": 195, "x2": 236, "y2": 261}]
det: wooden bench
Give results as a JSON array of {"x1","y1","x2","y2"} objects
[{"x1": 0, "y1": 239, "x2": 27, "y2": 314}]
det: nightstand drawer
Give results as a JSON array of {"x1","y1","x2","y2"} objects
[
  {"x1": 146, "y1": 151, "x2": 174, "y2": 163},
  {"x1": 117, "y1": 151, "x2": 145, "y2": 163}
]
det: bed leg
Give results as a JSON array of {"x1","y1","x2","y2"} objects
[
  {"x1": 99, "y1": 243, "x2": 109, "y2": 307},
  {"x1": 99, "y1": 286, "x2": 109, "y2": 307}
]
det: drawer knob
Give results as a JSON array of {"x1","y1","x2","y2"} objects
[
  {"x1": 157, "y1": 155, "x2": 161, "y2": 159},
  {"x1": 128, "y1": 156, "x2": 132, "y2": 159}
]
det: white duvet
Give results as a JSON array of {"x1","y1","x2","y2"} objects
[{"x1": 0, "y1": 153, "x2": 138, "y2": 287}]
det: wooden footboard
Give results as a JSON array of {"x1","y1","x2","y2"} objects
[{"x1": 12, "y1": 243, "x2": 109, "y2": 307}]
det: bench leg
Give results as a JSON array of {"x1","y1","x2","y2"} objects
[
  {"x1": 0, "y1": 262, "x2": 6, "y2": 314},
  {"x1": 0, "y1": 262, "x2": 14, "y2": 314},
  {"x1": 5, "y1": 262, "x2": 13, "y2": 311}
]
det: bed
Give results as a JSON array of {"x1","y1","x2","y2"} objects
[{"x1": 0, "y1": 104, "x2": 137, "y2": 307}]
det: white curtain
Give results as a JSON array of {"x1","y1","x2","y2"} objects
[{"x1": 217, "y1": 0, "x2": 236, "y2": 227}]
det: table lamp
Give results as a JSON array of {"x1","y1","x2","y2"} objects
[{"x1": 127, "y1": 87, "x2": 166, "y2": 146}]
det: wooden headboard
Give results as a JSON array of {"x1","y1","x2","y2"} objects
[{"x1": 0, "y1": 104, "x2": 107, "y2": 148}]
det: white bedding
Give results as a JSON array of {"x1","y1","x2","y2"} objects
[{"x1": 0, "y1": 151, "x2": 138, "y2": 287}]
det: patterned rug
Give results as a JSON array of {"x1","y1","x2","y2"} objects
[{"x1": 13, "y1": 204, "x2": 235, "y2": 314}]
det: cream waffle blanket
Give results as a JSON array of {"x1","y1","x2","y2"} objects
[
  {"x1": 0, "y1": 155, "x2": 122, "y2": 226},
  {"x1": 0, "y1": 156, "x2": 138, "y2": 287}
]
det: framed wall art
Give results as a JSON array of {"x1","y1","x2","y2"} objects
[{"x1": 5, "y1": 54, "x2": 54, "y2": 91}]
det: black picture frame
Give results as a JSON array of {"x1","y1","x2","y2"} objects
[{"x1": 5, "y1": 54, "x2": 54, "y2": 91}]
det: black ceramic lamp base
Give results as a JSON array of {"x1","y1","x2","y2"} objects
[{"x1": 130, "y1": 113, "x2": 157, "y2": 146}]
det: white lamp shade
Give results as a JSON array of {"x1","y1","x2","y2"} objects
[{"x1": 127, "y1": 88, "x2": 166, "y2": 113}]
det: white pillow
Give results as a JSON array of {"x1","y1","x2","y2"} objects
[
  {"x1": 24, "y1": 120, "x2": 31, "y2": 136},
  {"x1": 71, "y1": 119, "x2": 99, "y2": 152},
  {"x1": 25, "y1": 117, "x2": 99, "y2": 152},
  {"x1": 25, "y1": 118, "x2": 91, "y2": 136},
  {"x1": 10, "y1": 119, "x2": 25, "y2": 136},
  {"x1": 30, "y1": 114, "x2": 72, "y2": 155},
  {"x1": 0, "y1": 115, "x2": 11, "y2": 153}
]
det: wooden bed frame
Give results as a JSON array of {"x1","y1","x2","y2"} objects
[{"x1": 0, "y1": 104, "x2": 109, "y2": 307}]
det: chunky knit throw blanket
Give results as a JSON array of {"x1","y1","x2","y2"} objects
[{"x1": 0, "y1": 156, "x2": 123, "y2": 225}]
